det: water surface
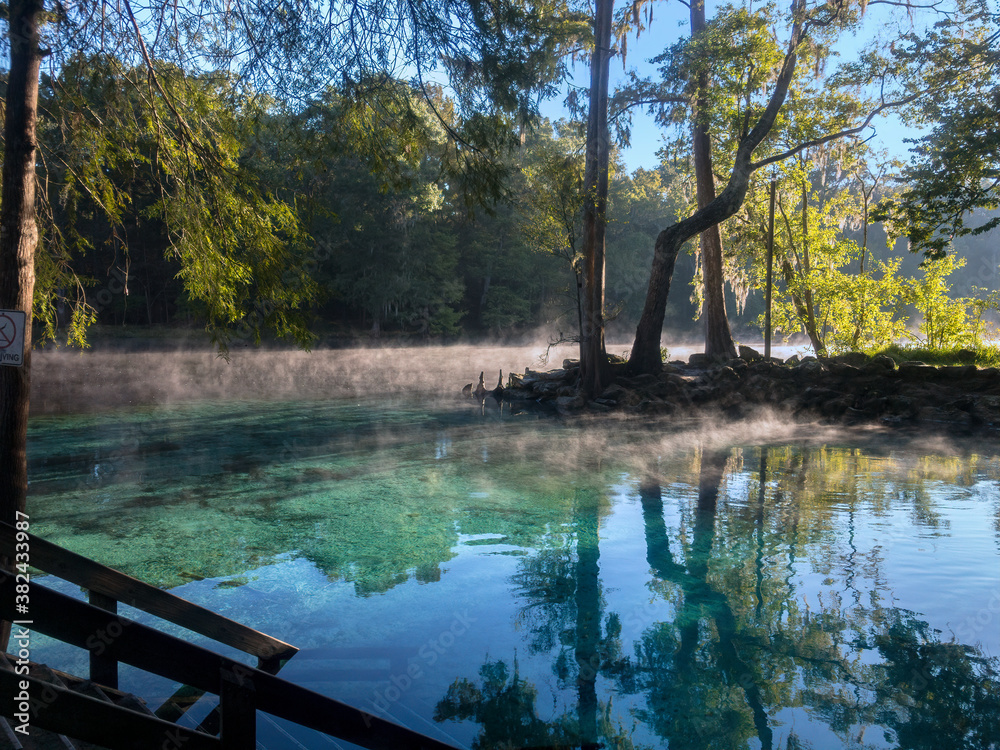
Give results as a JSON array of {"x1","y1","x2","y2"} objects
[{"x1": 24, "y1": 369, "x2": 1000, "y2": 749}]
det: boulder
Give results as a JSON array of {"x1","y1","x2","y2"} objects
[
  {"x1": 830, "y1": 351, "x2": 869, "y2": 367},
  {"x1": 795, "y1": 359, "x2": 827, "y2": 378},
  {"x1": 688, "y1": 353, "x2": 725, "y2": 368},
  {"x1": 827, "y1": 362, "x2": 861, "y2": 377},
  {"x1": 738, "y1": 345, "x2": 763, "y2": 362},
  {"x1": 555, "y1": 395, "x2": 585, "y2": 412},
  {"x1": 897, "y1": 362, "x2": 937, "y2": 381}
]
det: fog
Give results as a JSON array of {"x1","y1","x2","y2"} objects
[{"x1": 28, "y1": 340, "x2": 806, "y2": 414}]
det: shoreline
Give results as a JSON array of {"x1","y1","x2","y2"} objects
[{"x1": 503, "y1": 349, "x2": 1000, "y2": 436}]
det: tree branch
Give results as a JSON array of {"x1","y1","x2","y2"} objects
[{"x1": 750, "y1": 91, "x2": 922, "y2": 171}]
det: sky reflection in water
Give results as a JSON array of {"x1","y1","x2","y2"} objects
[{"x1": 25, "y1": 397, "x2": 1000, "y2": 750}]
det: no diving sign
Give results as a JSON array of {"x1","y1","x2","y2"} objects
[{"x1": 0, "y1": 310, "x2": 26, "y2": 367}]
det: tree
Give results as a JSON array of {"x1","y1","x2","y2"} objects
[
  {"x1": 0, "y1": 0, "x2": 44, "y2": 526},
  {"x1": 623, "y1": 0, "x2": 927, "y2": 374},
  {"x1": 625, "y1": 0, "x2": 809, "y2": 373},
  {"x1": 689, "y1": 0, "x2": 737, "y2": 359},
  {"x1": 578, "y1": 0, "x2": 615, "y2": 397},
  {"x1": 873, "y1": 6, "x2": 1000, "y2": 259}
]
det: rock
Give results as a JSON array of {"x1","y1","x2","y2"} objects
[
  {"x1": 897, "y1": 362, "x2": 937, "y2": 381},
  {"x1": 690, "y1": 386, "x2": 716, "y2": 404},
  {"x1": 796, "y1": 359, "x2": 826, "y2": 377},
  {"x1": 830, "y1": 351, "x2": 869, "y2": 367},
  {"x1": 870, "y1": 354, "x2": 896, "y2": 370},
  {"x1": 937, "y1": 365, "x2": 977, "y2": 380},
  {"x1": 948, "y1": 396, "x2": 975, "y2": 412},
  {"x1": 714, "y1": 366, "x2": 740, "y2": 383},
  {"x1": 534, "y1": 381, "x2": 562, "y2": 396},
  {"x1": 819, "y1": 397, "x2": 852, "y2": 418},
  {"x1": 884, "y1": 395, "x2": 916, "y2": 417},
  {"x1": 801, "y1": 386, "x2": 842, "y2": 407},
  {"x1": 600, "y1": 383, "x2": 629, "y2": 401},
  {"x1": 688, "y1": 353, "x2": 723, "y2": 368},
  {"x1": 555, "y1": 395, "x2": 585, "y2": 412},
  {"x1": 738, "y1": 345, "x2": 763, "y2": 362},
  {"x1": 621, "y1": 373, "x2": 659, "y2": 388},
  {"x1": 863, "y1": 355, "x2": 896, "y2": 375},
  {"x1": 726, "y1": 358, "x2": 749, "y2": 374},
  {"x1": 827, "y1": 362, "x2": 861, "y2": 377},
  {"x1": 785, "y1": 354, "x2": 800, "y2": 365},
  {"x1": 562, "y1": 359, "x2": 580, "y2": 370}
]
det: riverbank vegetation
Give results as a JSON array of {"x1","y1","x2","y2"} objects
[{"x1": 25, "y1": 61, "x2": 1000, "y2": 353}]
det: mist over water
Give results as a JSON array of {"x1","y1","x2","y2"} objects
[
  {"x1": 30, "y1": 341, "x2": 808, "y2": 414},
  {"x1": 30, "y1": 343, "x2": 570, "y2": 413},
  {"x1": 23, "y1": 343, "x2": 1000, "y2": 749}
]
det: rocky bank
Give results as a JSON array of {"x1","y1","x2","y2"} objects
[{"x1": 504, "y1": 348, "x2": 1000, "y2": 434}]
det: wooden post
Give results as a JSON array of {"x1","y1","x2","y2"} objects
[
  {"x1": 764, "y1": 179, "x2": 777, "y2": 360},
  {"x1": 220, "y1": 665, "x2": 256, "y2": 750},
  {"x1": 89, "y1": 590, "x2": 119, "y2": 689}
]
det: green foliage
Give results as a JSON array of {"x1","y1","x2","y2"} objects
[
  {"x1": 31, "y1": 55, "x2": 320, "y2": 349},
  {"x1": 871, "y1": 8, "x2": 1000, "y2": 258},
  {"x1": 905, "y1": 254, "x2": 1000, "y2": 351}
]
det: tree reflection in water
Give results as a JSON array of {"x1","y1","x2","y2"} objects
[{"x1": 435, "y1": 446, "x2": 1000, "y2": 750}]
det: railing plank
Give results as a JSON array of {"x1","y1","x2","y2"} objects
[
  {"x1": 0, "y1": 574, "x2": 460, "y2": 750},
  {"x1": 0, "y1": 666, "x2": 220, "y2": 750},
  {"x1": 0, "y1": 521, "x2": 296, "y2": 664}
]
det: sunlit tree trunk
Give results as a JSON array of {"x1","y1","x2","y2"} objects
[
  {"x1": 579, "y1": 0, "x2": 613, "y2": 397},
  {"x1": 691, "y1": 0, "x2": 737, "y2": 360},
  {"x1": 0, "y1": 0, "x2": 43, "y2": 527}
]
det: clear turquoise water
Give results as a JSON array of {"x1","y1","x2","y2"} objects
[{"x1": 23, "y1": 397, "x2": 1000, "y2": 750}]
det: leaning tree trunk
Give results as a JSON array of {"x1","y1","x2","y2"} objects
[
  {"x1": 628, "y1": 0, "x2": 806, "y2": 375},
  {"x1": 0, "y1": 0, "x2": 43, "y2": 527},
  {"x1": 691, "y1": 0, "x2": 737, "y2": 360},
  {"x1": 579, "y1": 0, "x2": 613, "y2": 398}
]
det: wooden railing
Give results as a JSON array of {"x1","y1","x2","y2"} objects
[{"x1": 0, "y1": 522, "x2": 458, "y2": 750}]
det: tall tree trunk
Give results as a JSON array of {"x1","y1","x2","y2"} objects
[
  {"x1": 627, "y1": 0, "x2": 806, "y2": 375},
  {"x1": 579, "y1": 0, "x2": 613, "y2": 397},
  {"x1": 0, "y1": 0, "x2": 43, "y2": 527},
  {"x1": 691, "y1": 0, "x2": 736, "y2": 360},
  {"x1": 800, "y1": 179, "x2": 823, "y2": 355},
  {"x1": 0, "y1": 0, "x2": 43, "y2": 654}
]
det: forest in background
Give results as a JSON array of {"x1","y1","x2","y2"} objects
[{"x1": 6, "y1": 3, "x2": 1000, "y2": 357}]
